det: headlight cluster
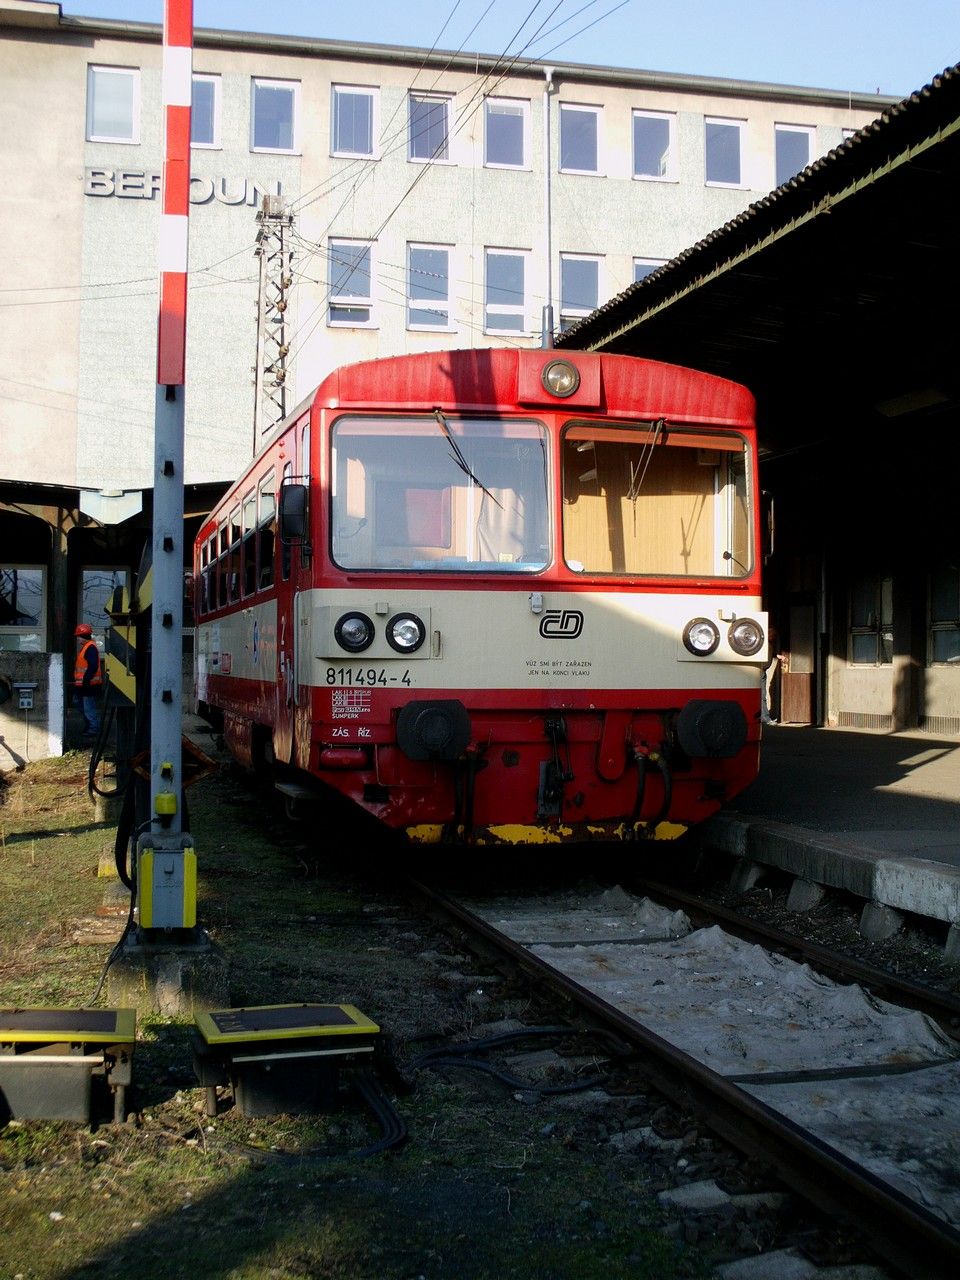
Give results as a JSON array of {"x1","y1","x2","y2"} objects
[
  {"x1": 334, "y1": 610, "x2": 426, "y2": 654},
  {"x1": 682, "y1": 616, "x2": 765, "y2": 658}
]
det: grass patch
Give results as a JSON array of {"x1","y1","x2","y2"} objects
[{"x1": 1, "y1": 752, "x2": 706, "y2": 1279}]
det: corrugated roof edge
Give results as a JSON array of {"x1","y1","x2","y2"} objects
[{"x1": 557, "y1": 62, "x2": 960, "y2": 350}]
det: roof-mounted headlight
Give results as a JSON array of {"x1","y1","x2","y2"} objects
[{"x1": 541, "y1": 359, "x2": 580, "y2": 398}]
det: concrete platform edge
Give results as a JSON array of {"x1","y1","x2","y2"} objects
[{"x1": 699, "y1": 812, "x2": 960, "y2": 926}]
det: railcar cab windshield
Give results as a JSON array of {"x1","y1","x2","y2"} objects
[
  {"x1": 329, "y1": 413, "x2": 752, "y2": 578},
  {"x1": 331, "y1": 415, "x2": 549, "y2": 572},
  {"x1": 562, "y1": 422, "x2": 752, "y2": 577}
]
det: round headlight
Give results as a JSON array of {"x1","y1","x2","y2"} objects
[
  {"x1": 683, "y1": 617, "x2": 720, "y2": 656},
  {"x1": 335, "y1": 611, "x2": 375, "y2": 653},
  {"x1": 387, "y1": 612, "x2": 426, "y2": 654},
  {"x1": 728, "y1": 618, "x2": 765, "y2": 657},
  {"x1": 541, "y1": 359, "x2": 580, "y2": 398}
]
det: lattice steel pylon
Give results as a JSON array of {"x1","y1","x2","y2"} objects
[{"x1": 253, "y1": 194, "x2": 294, "y2": 446}]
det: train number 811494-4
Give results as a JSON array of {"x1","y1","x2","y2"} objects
[{"x1": 325, "y1": 667, "x2": 413, "y2": 687}]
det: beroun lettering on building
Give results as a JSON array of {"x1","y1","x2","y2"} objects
[{"x1": 84, "y1": 169, "x2": 281, "y2": 206}]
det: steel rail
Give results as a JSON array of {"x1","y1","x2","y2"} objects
[
  {"x1": 408, "y1": 878, "x2": 960, "y2": 1280},
  {"x1": 636, "y1": 877, "x2": 960, "y2": 1030}
]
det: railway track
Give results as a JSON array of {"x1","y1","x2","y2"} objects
[
  {"x1": 635, "y1": 877, "x2": 960, "y2": 1033},
  {"x1": 409, "y1": 877, "x2": 960, "y2": 1279}
]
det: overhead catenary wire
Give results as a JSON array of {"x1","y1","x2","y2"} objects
[
  {"x1": 0, "y1": 271, "x2": 258, "y2": 310},
  {"x1": 287, "y1": 0, "x2": 494, "y2": 218},
  {"x1": 281, "y1": 3, "x2": 627, "y2": 372},
  {"x1": 0, "y1": 242, "x2": 260, "y2": 303},
  {"x1": 286, "y1": 0, "x2": 550, "y2": 222},
  {"x1": 287, "y1": 0, "x2": 576, "y2": 247}
]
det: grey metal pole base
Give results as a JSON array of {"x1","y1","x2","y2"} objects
[{"x1": 106, "y1": 929, "x2": 228, "y2": 1018}]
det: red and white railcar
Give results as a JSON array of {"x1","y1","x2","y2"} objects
[{"x1": 194, "y1": 348, "x2": 767, "y2": 844}]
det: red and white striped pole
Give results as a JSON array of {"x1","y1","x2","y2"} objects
[
  {"x1": 141, "y1": 0, "x2": 195, "y2": 931},
  {"x1": 157, "y1": 0, "x2": 192, "y2": 386}
]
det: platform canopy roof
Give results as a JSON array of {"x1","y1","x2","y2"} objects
[{"x1": 557, "y1": 63, "x2": 960, "y2": 458}]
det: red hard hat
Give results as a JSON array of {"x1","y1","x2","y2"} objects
[{"x1": 74, "y1": 623, "x2": 93, "y2": 637}]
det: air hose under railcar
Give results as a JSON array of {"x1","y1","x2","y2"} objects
[
  {"x1": 443, "y1": 744, "x2": 488, "y2": 842},
  {"x1": 628, "y1": 746, "x2": 672, "y2": 835}
]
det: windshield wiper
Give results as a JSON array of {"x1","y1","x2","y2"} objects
[
  {"x1": 433, "y1": 408, "x2": 503, "y2": 509},
  {"x1": 626, "y1": 417, "x2": 666, "y2": 503}
]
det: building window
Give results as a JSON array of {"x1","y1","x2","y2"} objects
[
  {"x1": 79, "y1": 567, "x2": 129, "y2": 645},
  {"x1": 705, "y1": 117, "x2": 743, "y2": 186},
  {"x1": 559, "y1": 103, "x2": 601, "y2": 173},
  {"x1": 560, "y1": 253, "x2": 600, "y2": 330},
  {"x1": 332, "y1": 85, "x2": 376, "y2": 158},
  {"x1": 251, "y1": 78, "x2": 299, "y2": 153},
  {"x1": 633, "y1": 257, "x2": 666, "y2": 283},
  {"x1": 484, "y1": 97, "x2": 528, "y2": 167},
  {"x1": 930, "y1": 565, "x2": 960, "y2": 664},
  {"x1": 86, "y1": 66, "x2": 140, "y2": 144},
  {"x1": 849, "y1": 573, "x2": 893, "y2": 665},
  {"x1": 632, "y1": 110, "x2": 675, "y2": 180},
  {"x1": 408, "y1": 92, "x2": 451, "y2": 162},
  {"x1": 328, "y1": 240, "x2": 374, "y2": 326},
  {"x1": 407, "y1": 244, "x2": 451, "y2": 328},
  {"x1": 191, "y1": 74, "x2": 221, "y2": 148},
  {"x1": 0, "y1": 566, "x2": 46, "y2": 652},
  {"x1": 484, "y1": 248, "x2": 526, "y2": 333},
  {"x1": 775, "y1": 123, "x2": 813, "y2": 186}
]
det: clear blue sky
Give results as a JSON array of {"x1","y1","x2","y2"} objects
[{"x1": 59, "y1": 0, "x2": 959, "y2": 98}]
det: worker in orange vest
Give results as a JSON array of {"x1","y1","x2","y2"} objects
[{"x1": 73, "y1": 623, "x2": 103, "y2": 742}]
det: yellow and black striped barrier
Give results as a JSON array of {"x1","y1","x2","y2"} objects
[
  {"x1": 104, "y1": 586, "x2": 136, "y2": 711},
  {"x1": 104, "y1": 542, "x2": 152, "y2": 710}
]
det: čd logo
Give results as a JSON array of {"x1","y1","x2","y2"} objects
[{"x1": 539, "y1": 609, "x2": 584, "y2": 639}]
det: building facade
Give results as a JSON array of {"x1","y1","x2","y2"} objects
[{"x1": 0, "y1": 0, "x2": 888, "y2": 754}]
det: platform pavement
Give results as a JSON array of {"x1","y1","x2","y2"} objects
[{"x1": 699, "y1": 725, "x2": 960, "y2": 944}]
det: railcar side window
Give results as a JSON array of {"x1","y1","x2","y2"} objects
[
  {"x1": 227, "y1": 505, "x2": 241, "y2": 602},
  {"x1": 331, "y1": 416, "x2": 549, "y2": 572},
  {"x1": 203, "y1": 535, "x2": 216, "y2": 612},
  {"x1": 217, "y1": 521, "x2": 229, "y2": 607},
  {"x1": 241, "y1": 491, "x2": 257, "y2": 596},
  {"x1": 198, "y1": 540, "x2": 208, "y2": 616},
  {"x1": 258, "y1": 472, "x2": 276, "y2": 590},
  {"x1": 280, "y1": 463, "x2": 293, "y2": 580},
  {"x1": 561, "y1": 422, "x2": 752, "y2": 577}
]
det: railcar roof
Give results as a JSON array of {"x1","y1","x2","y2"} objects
[{"x1": 311, "y1": 348, "x2": 756, "y2": 427}]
